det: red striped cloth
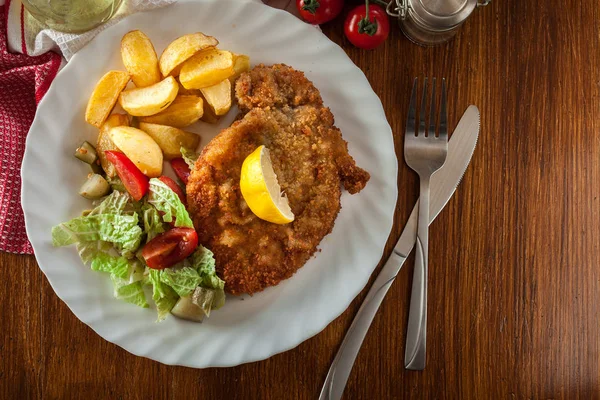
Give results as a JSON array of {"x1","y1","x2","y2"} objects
[{"x1": 0, "y1": 2, "x2": 60, "y2": 254}]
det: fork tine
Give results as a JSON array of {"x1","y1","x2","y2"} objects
[
  {"x1": 418, "y1": 78, "x2": 428, "y2": 136},
  {"x1": 439, "y1": 79, "x2": 448, "y2": 141},
  {"x1": 406, "y1": 78, "x2": 418, "y2": 138},
  {"x1": 429, "y1": 78, "x2": 436, "y2": 137}
]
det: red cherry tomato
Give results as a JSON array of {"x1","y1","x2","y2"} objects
[
  {"x1": 105, "y1": 151, "x2": 149, "y2": 201},
  {"x1": 141, "y1": 228, "x2": 198, "y2": 269},
  {"x1": 344, "y1": 3, "x2": 390, "y2": 49},
  {"x1": 170, "y1": 158, "x2": 191, "y2": 185},
  {"x1": 296, "y1": 0, "x2": 343, "y2": 25},
  {"x1": 158, "y1": 176, "x2": 186, "y2": 206}
]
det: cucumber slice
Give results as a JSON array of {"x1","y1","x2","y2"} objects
[
  {"x1": 75, "y1": 141, "x2": 98, "y2": 165},
  {"x1": 79, "y1": 174, "x2": 111, "y2": 200},
  {"x1": 170, "y1": 296, "x2": 204, "y2": 322}
]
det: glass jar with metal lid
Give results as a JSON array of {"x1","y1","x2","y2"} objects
[{"x1": 387, "y1": 0, "x2": 491, "y2": 46}]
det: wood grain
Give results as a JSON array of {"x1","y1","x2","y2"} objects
[{"x1": 2, "y1": 0, "x2": 600, "y2": 398}]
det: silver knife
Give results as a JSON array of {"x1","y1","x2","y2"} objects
[{"x1": 319, "y1": 105, "x2": 480, "y2": 400}]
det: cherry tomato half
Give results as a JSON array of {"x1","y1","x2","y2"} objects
[
  {"x1": 296, "y1": 0, "x2": 343, "y2": 25},
  {"x1": 141, "y1": 228, "x2": 199, "y2": 270},
  {"x1": 158, "y1": 176, "x2": 186, "y2": 206},
  {"x1": 344, "y1": 4, "x2": 390, "y2": 50},
  {"x1": 170, "y1": 158, "x2": 191, "y2": 185},
  {"x1": 105, "y1": 151, "x2": 149, "y2": 201}
]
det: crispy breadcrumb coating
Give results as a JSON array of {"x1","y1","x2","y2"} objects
[{"x1": 187, "y1": 64, "x2": 369, "y2": 295}]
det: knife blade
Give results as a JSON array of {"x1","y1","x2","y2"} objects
[{"x1": 319, "y1": 105, "x2": 480, "y2": 400}]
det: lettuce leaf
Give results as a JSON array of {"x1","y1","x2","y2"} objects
[
  {"x1": 91, "y1": 252, "x2": 129, "y2": 277},
  {"x1": 89, "y1": 252, "x2": 148, "y2": 308},
  {"x1": 89, "y1": 189, "x2": 142, "y2": 218},
  {"x1": 181, "y1": 147, "x2": 199, "y2": 169},
  {"x1": 91, "y1": 253, "x2": 145, "y2": 283},
  {"x1": 189, "y1": 246, "x2": 225, "y2": 314},
  {"x1": 154, "y1": 291, "x2": 178, "y2": 322},
  {"x1": 147, "y1": 269, "x2": 168, "y2": 299},
  {"x1": 111, "y1": 279, "x2": 148, "y2": 308},
  {"x1": 141, "y1": 202, "x2": 166, "y2": 241},
  {"x1": 52, "y1": 191, "x2": 143, "y2": 253},
  {"x1": 193, "y1": 246, "x2": 225, "y2": 292},
  {"x1": 147, "y1": 269, "x2": 179, "y2": 321},
  {"x1": 147, "y1": 178, "x2": 193, "y2": 228},
  {"x1": 76, "y1": 241, "x2": 113, "y2": 264},
  {"x1": 160, "y1": 266, "x2": 201, "y2": 297},
  {"x1": 88, "y1": 190, "x2": 130, "y2": 216},
  {"x1": 52, "y1": 214, "x2": 142, "y2": 251}
]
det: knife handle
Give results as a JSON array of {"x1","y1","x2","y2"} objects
[
  {"x1": 404, "y1": 179, "x2": 430, "y2": 370},
  {"x1": 318, "y1": 251, "x2": 407, "y2": 400}
]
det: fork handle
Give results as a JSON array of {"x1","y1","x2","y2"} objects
[{"x1": 405, "y1": 176, "x2": 430, "y2": 370}]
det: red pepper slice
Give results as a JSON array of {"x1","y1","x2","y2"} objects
[
  {"x1": 170, "y1": 158, "x2": 191, "y2": 185},
  {"x1": 105, "y1": 151, "x2": 149, "y2": 201}
]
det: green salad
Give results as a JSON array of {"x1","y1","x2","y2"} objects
[{"x1": 52, "y1": 146, "x2": 224, "y2": 323}]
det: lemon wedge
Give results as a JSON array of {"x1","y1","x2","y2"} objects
[{"x1": 240, "y1": 145, "x2": 294, "y2": 224}]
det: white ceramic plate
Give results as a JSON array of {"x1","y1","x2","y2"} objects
[{"x1": 22, "y1": 0, "x2": 397, "y2": 368}]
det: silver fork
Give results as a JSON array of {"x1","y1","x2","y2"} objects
[{"x1": 404, "y1": 78, "x2": 448, "y2": 370}]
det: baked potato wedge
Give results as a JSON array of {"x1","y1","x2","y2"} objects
[
  {"x1": 97, "y1": 113, "x2": 129, "y2": 178},
  {"x1": 109, "y1": 126, "x2": 163, "y2": 177},
  {"x1": 85, "y1": 71, "x2": 130, "y2": 127},
  {"x1": 177, "y1": 79, "x2": 200, "y2": 95},
  {"x1": 200, "y1": 80, "x2": 231, "y2": 116},
  {"x1": 138, "y1": 122, "x2": 200, "y2": 160},
  {"x1": 139, "y1": 95, "x2": 204, "y2": 128},
  {"x1": 159, "y1": 32, "x2": 219, "y2": 77},
  {"x1": 197, "y1": 93, "x2": 219, "y2": 124},
  {"x1": 179, "y1": 49, "x2": 235, "y2": 89},
  {"x1": 121, "y1": 30, "x2": 161, "y2": 88},
  {"x1": 229, "y1": 54, "x2": 250, "y2": 83},
  {"x1": 118, "y1": 76, "x2": 179, "y2": 117}
]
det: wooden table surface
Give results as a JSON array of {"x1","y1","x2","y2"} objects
[{"x1": 3, "y1": 0, "x2": 600, "y2": 398}]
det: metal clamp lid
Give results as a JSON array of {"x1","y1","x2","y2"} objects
[
  {"x1": 387, "y1": 0, "x2": 490, "y2": 22},
  {"x1": 386, "y1": 0, "x2": 408, "y2": 20}
]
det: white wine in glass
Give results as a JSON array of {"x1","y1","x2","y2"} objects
[{"x1": 22, "y1": 0, "x2": 124, "y2": 33}]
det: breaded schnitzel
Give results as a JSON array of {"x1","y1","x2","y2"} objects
[{"x1": 187, "y1": 64, "x2": 370, "y2": 295}]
